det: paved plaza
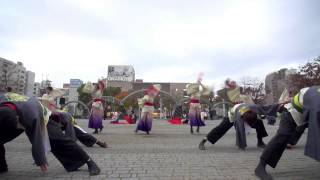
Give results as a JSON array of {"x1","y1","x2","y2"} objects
[{"x1": 1, "y1": 119, "x2": 320, "y2": 180}]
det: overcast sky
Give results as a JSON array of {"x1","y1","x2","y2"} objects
[{"x1": 1, "y1": 0, "x2": 319, "y2": 88}]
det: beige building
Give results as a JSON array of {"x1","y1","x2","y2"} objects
[
  {"x1": 265, "y1": 68, "x2": 297, "y2": 104},
  {"x1": 132, "y1": 81, "x2": 189, "y2": 97},
  {"x1": 33, "y1": 82, "x2": 41, "y2": 97},
  {"x1": 25, "y1": 71, "x2": 35, "y2": 97},
  {"x1": 107, "y1": 81, "x2": 134, "y2": 92},
  {"x1": 68, "y1": 79, "x2": 83, "y2": 101},
  {"x1": 107, "y1": 65, "x2": 135, "y2": 91},
  {"x1": 0, "y1": 57, "x2": 27, "y2": 94}
]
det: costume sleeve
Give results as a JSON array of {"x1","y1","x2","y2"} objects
[
  {"x1": 256, "y1": 104, "x2": 280, "y2": 117},
  {"x1": 21, "y1": 100, "x2": 48, "y2": 166},
  {"x1": 234, "y1": 111, "x2": 247, "y2": 149},
  {"x1": 24, "y1": 118, "x2": 48, "y2": 166},
  {"x1": 226, "y1": 87, "x2": 241, "y2": 103},
  {"x1": 60, "y1": 113, "x2": 77, "y2": 141},
  {"x1": 200, "y1": 84, "x2": 211, "y2": 96},
  {"x1": 186, "y1": 83, "x2": 199, "y2": 95},
  {"x1": 82, "y1": 82, "x2": 95, "y2": 94},
  {"x1": 138, "y1": 95, "x2": 147, "y2": 108}
]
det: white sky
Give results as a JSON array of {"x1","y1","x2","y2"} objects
[{"x1": 1, "y1": 0, "x2": 319, "y2": 89}]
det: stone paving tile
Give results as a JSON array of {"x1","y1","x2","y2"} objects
[{"x1": 1, "y1": 119, "x2": 320, "y2": 180}]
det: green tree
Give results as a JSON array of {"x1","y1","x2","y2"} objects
[
  {"x1": 77, "y1": 84, "x2": 92, "y2": 104},
  {"x1": 122, "y1": 90, "x2": 144, "y2": 110},
  {"x1": 123, "y1": 97, "x2": 139, "y2": 109},
  {"x1": 103, "y1": 87, "x2": 121, "y2": 97}
]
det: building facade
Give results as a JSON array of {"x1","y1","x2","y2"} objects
[
  {"x1": 0, "y1": 57, "x2": 27, "y2": 94},
  {"x1": 107, "y1": 65, "x2": 135, "y2": 91},
  {"x1": 33, "y1": 82, "x2": 41, "y2": 97},
  {"x1": 132, "y1": 81, "x2": 188, "y2": 98},
  {"x1": 265, "y1": 68, "x2": 297, "y2": 104},
  {"x1": 39, "y1": 80, "x2": 52, "y2": 96},
  {"x1": 24, "y1": 71, "x2": 35, "y2": 97},
  {"x1": 68, "y1": 79, "x2": 83, "y2": 101}
]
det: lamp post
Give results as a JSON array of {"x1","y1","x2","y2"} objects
[{"x1": 159, "y1": 95, "x2": 163, "y2": 120}]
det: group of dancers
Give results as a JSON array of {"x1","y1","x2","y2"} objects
[
  {"x1": 133, "y1": 75, "x2": 210, "y2": 135},
  {"x1": 0, "y1": 87, "x2": 105, "y2": 176},
  {"x1": 197, "y1": 81, "x2": 320, "y2": 180},
  {"x1": 0, "y1": 76, "x2": 319, "y2": 180}
]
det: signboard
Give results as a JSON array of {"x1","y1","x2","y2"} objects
[
  {"x1": 70, "y1": 79, "x2": 83, "y2": 88},
  {"x1": 107, "y1": 65, "x2": 135, "y2": 82}
]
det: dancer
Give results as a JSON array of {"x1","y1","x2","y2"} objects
[
  {"x1": 199, "y1": 103, "x2": 281, "y2": 150},
  {"x1": 54, "y1": 111, "x2": 108, "y2": 148},
  {"x1": 169, "y1": 105, "x2": 188, "y2": 124},
  {"x1": 83, "y1": 81, "x2": 105, "y2": 134},
  {"x1": 186, "y1": 75, "x2": 210, "y2": 134},
  {"x1": 135, "y1": 84, "x2": 161, "y2": 134},
  {"x1": 47, "y1": 113, "x2": 100, "y2": 175},
  {"x1": 40, "y1": 87, "x2": 107, "y2": 148},
  {"x1": 124, "y1": 110, "x2": 137, "y2": 124},
  {"x1": 0, "y1": 93, "x2": 50, "y2": 173},
  {"x1": 40, "y1": 86, "x2": 63, "y2": 111},
  {"x1": 0, "y1": 92, "x2": 101, "y2": 175},
  {"x1": 110, "y1": 105, "x2": 131, "y2": 124},
  {"x1": 217, "y1": 79, "x2": 255, "y2": 105},
  {"x1": 255, "y1": 86, "x2": 320, "y2": 180}
]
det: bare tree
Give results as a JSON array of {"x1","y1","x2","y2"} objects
[
  {"x1": 238, "y1": 76, "x2": 266, "y2": 104},
  {"x1": 290, "y1": 56, "x2": 320, "y2": 91}
]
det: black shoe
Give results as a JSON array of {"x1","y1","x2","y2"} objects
[
  {"x1": 257, "y1": 142, "x2": 266, "y2": 148},
  {"x1": 190, "y1": 127, "x2": 194, "y2": 134},
  {"x1": 146, "y1": 131, "x2": 149, "y2": 135},
  {"x1": 255, "y1": 166, "x2": 273, "y2": 180},
  {"x1": 93, "y1": 129, "x2": 98, "y2": 134},
  {"x1": 199, "y1": 139, "x2": 207, "y2": 150},
  {"x1": 99, "y1": 127, "x2": 103, "y2": 132},
  {"x1": 196, "y1": 127, "x2": 200, "y2": 133},
  {"x1": 0, "y1": 167, "x2": 8, "y2": 174},
  {"x1": 87, "y1": 160, "x2": 101, "y2": 176},
  {"x1": 97, "y1": 141, "x2": 108, "y2": 148}
]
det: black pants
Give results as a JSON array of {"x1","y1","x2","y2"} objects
[
  {"x1": 288, "y1": 123, "x2": 307, "y2": 146},
  {"x1": 207, "y1": 117, "x2": 234, "y2": 144},
  {"x1": 74, "y1": 125, "x2": 97, "y2": 147},
  {"x1": 206, "y1": 117, "x2": 268, "y2": 144},
  {"x1": 0, "y1": 107, "x2": 24, "y2": 170},
  {"x1": 47, "y1": 120, "x2": 90, "y2": 172},
  {"x1": 250, "y1": 118, "x2": 268, "y2": 140},
  {"x1": 260, "y1": 111, "x2": 297, "y2": 168}
]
